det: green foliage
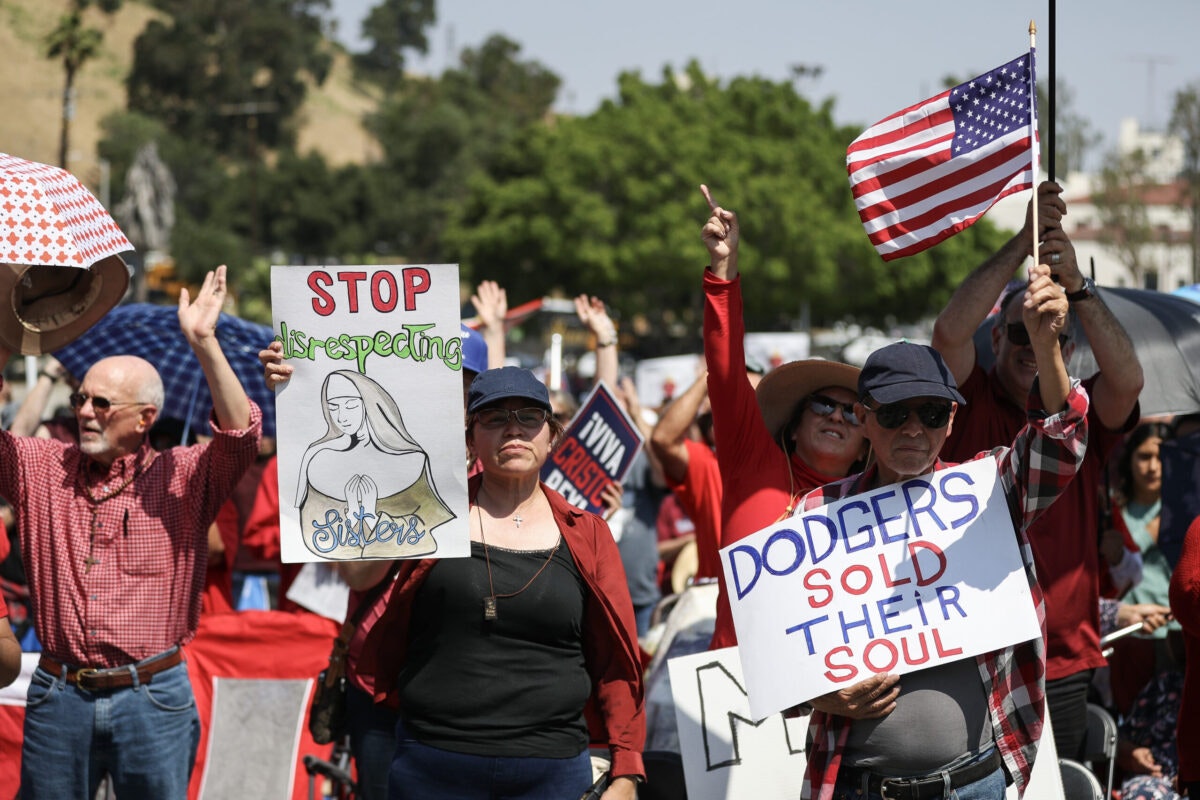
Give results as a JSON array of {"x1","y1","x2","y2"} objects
[
  {"x1": 45, "y1": 0, "x2": 123, "y2": 167},
  {"x1": 352, "y1": 0, "x2": 435, "y2": 89},
  {"x1": 126, "y1": 0, "x2": 332, "y2": 152},
  {"x1": 363, "y1": 34, "x2": 560, "y2": 260},
  {"x1": 445, "y1": 63, "x2": 1008, "y2": 340}
]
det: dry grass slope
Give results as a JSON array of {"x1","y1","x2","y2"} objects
[{"x1": 0, "y1": 0, "x2": 380, "y2": 194}]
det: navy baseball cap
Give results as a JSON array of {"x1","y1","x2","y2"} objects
[
  {"x1": 858, "y1": 341, "x2": 966, "y2": 405},
  {"x1": 467, "y1": 366, "x2": 552, "y2": 415},
  {"x1": 461, "y1": 323, "x2": 488, "y2": 375}
]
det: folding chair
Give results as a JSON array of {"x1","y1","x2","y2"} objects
[
  {"x1": 1059, "y1": 758, "x2": 1104, "y2": 800},
  {"x1": 1083, "y1": 702, "x2": 1118, "y2": 799}
]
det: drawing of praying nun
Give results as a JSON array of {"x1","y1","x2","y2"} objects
[{"x1": 296, "y1": 370, "x2": 455, "y2": 559}]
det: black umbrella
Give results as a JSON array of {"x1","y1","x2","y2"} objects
[{"x1": 974, "y1": 286, "x2": 1200, "y2": 418}]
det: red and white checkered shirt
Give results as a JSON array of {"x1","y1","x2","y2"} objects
[
  {"x1": 0, "y1": 404, "x2": 261, "y2": 668},
  {"x1": 801, "y1": 380, "x2": 1089, "y2": 800}
]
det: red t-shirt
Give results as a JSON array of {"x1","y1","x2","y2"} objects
[
  {"x1": 941, "y1": 365, "x2": 1135, "y2": 680},
  {"x1": 663, "y1": 441, "x2": 722, "y2": 582}
]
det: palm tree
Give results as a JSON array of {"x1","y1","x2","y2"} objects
[{"x1": 44, "y1": 1, "x2": 121, "y2": 169}]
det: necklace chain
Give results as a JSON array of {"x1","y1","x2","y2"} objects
[{"x1": 476, "y1": 502, "x2": 559, "y2": 622}]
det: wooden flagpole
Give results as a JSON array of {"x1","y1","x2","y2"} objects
[{"x1": 1029, "y1": 20, "x2": 1040, "y2": 270}]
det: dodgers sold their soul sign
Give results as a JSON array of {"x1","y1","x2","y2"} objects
[
  {"x1": 723, "y1": 458, "x2": 1042, "y2": 720},
  {"x1": 540, "y1": 382, "x2": 642, "y2": 516}
]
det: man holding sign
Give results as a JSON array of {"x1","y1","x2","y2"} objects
[{"x1": 789, "y1": 266, "x2": 1087, "y2": 800}]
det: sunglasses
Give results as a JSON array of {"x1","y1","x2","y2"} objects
[
  {"x1": 806, "y1": 394, "x2": 861, "y2": 426},
  {"x1": 1005, "y1": 323, "x2": 1069, "y2": 348},
  {"x1": 475, "y1": 407, "x2": 550, "y2": 430},
  {"x1": 866, "y1": 400, "x2": 953, "y2": 430},
  {"x1": 68, "y1": 392, "x2": 143, "y2": 412}
]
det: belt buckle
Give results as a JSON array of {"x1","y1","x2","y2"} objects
[
  {"x1": 879, "y1": 778, "x2": 911, "y2": 800},
  {"x1": 75, "y1": 667, "x2": 101, "y2": 690}
]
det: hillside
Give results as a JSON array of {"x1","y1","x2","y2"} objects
[{"x1": 0, "y1": 0, "x2": 380, "y2": 194}]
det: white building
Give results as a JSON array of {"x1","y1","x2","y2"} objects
[{"x1": 989, "y1": 117, "x2": 1194, "y2": 291}]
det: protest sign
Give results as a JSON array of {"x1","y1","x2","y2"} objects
[
  {"x1": 669, "y1": 646, "x2": 808, "y2": 800},
  {"x1": 540, "y1": 381, "x2": 642, "y2": 515},
  {"x1": 271, "y1": 265, "x2": 470, "y2": 563},
  {"x1": 722, "y1": 458, "x2": 1042, "y2": 719}
]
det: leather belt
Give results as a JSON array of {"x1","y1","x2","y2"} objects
[
  {"x1": 39, "y1": 648, "x2": 182, "y2": 691},
  {"x1": 841, "y1": 749, "x2": 1003, "y2": 800}
]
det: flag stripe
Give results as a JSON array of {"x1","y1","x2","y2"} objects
[{"x1": 846, "y1": 51, "x2": 1036, "y2": 260}]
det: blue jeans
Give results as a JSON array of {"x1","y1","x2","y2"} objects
[
  {"x1": 833, "y1": 749, "x2": 1006, "y2": 800},
  {"x1": 21, "y1": 660, "x2": 201, "y2": 799},
  {"x1": 347, "y1": 681, "x2": 398, "y2": 800},
  {"x1": 387, "y1": 721, "x2": 592, "y2": 800}
]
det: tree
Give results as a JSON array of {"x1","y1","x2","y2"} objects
[
  {"x1": 44, "y1": 0, "x2": 122, "y2": 169},
  {"x1": 1093, "y1": 147, "x2": 1159, "y2": 286},
  {"x1": 444, "y1": 63, "x2": 1008, "y2": 346},
  {"x1": 1170, "y1": 82, "x2": 1200, "y2": 283},
  {"x1": 126, "y1": 0, "x2": 332, "y2": 153},
  {"x1": 352, "y1": 0, "x2": 436, "y2": 90},
  {"x1": 364, "y1": 34, "x2": 560, "y2": 260}
]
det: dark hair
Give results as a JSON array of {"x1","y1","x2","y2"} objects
[{"x1": 1115, "y1": 421, "x2": 1171, "y2": 504}]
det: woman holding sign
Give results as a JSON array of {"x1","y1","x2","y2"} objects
[{"x1": 352, "y1": 366, "x2": 644, "y2": 800}]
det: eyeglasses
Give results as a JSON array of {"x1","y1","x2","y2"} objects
[
  {"x1": 806, "y1": 394, "x2": 861, "y2": 426},
  {"x1": 1005, "y1": 323, "x2": 1069, "y2": 348},
  {"x1": 475, "y1": 407, "x2": 550, "y2": 430},
  {"x1": 68, "y1": 392, "x2": 143, "y2": 412},
  {"x1": 866, "y1": 400, "x2": 953, "y2": 430}
]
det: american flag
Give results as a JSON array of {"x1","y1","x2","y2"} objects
[{"x1": 847, "y1": 52, "x2": 1036, "y2": 261}]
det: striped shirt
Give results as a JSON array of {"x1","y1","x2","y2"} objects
[
  {"x1": 0, "y1": 404, "x2": 261, "y2": 668},
  {"x1": 800, "y1": 381, "x2": 1088, "y2": 800}
]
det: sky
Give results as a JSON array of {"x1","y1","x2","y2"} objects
[{"x1": 328, "y1": 1, "x2": 1200, "y2": 172}]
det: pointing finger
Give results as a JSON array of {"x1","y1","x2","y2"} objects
[{"x1": 700, "y1": 183, "x2": 719, "y2": 211}]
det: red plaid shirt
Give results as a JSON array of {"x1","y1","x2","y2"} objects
[
  {"x1": 0, "y1": 404, "x2": 261, "y2": 668},
  {"x1": 800, "y1": 381, "x2": 1089, "y2": 800}
]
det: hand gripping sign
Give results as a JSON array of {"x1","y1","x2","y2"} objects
[{"x1": 722, "y1": 458, "x2": 1042, "y2": 720}]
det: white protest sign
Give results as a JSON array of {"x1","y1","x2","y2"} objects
[
  {"x1": 723, "y1": 458, "x2": 1042, "y2": 719},
  {"x1": 271, "y1": 265, "x2": 470, "y2": 563},
  {"x1": 669, "y1": 646, "x2": 808, "y2": 800}
]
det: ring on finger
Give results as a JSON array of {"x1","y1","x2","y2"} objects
[{"x1": 1049, "y1": 251, "x2": 1062, "y2": 265}]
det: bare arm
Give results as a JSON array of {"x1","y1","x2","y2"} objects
[
  {"x1": 650, "y1": 370, "x2": 708, "y2": 484},
  {"x1": 1042, "y1": 227, "x2": 1143, "y2": 430},
  {"x1": 575, "y1": 295, "x2": 618, "y2": 388},
  {"x1": 1022, "y1": 262, "x2": 1071, "y2": 413},
  {"x1": 334, "y1": 560, "x2": 394, "y2": 592},
  {"x1": 0, "y1": 616, "x2": 19, "y2": 688},
  {"x1": 8, "y1": 357, "x2": 67, "y2": 437},
  {"x1": 931, "y1": 181, "x2": 1064, "y2": 385},
  {"x1": 179, "y1": 266, "x2": 251, "y2": 431},
  {"x1": 471, "y1": 280, "x2": 508, "y2": 369}
]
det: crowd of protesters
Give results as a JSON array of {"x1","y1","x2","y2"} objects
[{"x1": 0, "y1": 183, "x2": 1199, "y2": 800}]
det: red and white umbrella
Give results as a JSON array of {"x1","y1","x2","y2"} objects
[{"x1": 0, "y1": 152, "x2": 132, "y2": 269}]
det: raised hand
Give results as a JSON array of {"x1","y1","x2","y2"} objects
[
  {"x1": 259, "y1": 340, "x2": 293, "y2": 391},
  {"x1": 179, "y1": 265, "x2": 227, "y2": 347},
  {"x1": 471, "y1": 280, "x2": 508, "y2": 333},
  {"x1": 1022, "y1": 262, "x2": 1069, "y2": 348},
  {"x1": 700, "y1": 184, "x2": 739, "y2": 279}
]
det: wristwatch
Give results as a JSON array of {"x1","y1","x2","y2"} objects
[{"x1": 1066, "y1": 277, "x2": 1096, "y2": 303}]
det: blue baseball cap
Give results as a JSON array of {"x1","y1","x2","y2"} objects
[
  {"x1": 858, "y1": 341, "x2": 966, "y2": 405},
  {"x1": 467, "y1": 366, "x2": 551, "y2": 415},
  {"x1": 460, "y1": 323, "x2": 488, "y2": 376}
]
